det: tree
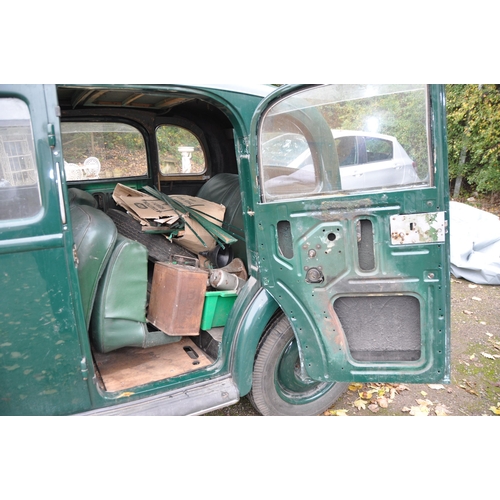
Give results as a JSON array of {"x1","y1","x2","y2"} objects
[{"x1": 446, "y1": 84, "x2": 500, "y2": 195}]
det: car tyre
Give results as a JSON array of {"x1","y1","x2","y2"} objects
[{"x1": 248, "y1": 313, "x2": 348, "y2": 416}]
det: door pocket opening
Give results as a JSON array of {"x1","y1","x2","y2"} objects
[{"x1": 334, "y1": 295, "x2": 421, "y2": 362}]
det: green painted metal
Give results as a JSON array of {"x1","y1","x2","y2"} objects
[
  {"x1": 222, "y1": 277, "x2": 280, "y2": 395},
  {"x1": 0, "y1": 85, "x2": 93, "y2": 415}
]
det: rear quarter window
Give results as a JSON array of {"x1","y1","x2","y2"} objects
[
  {"x1": 156, "y1": 125, "x2": 206, "y2": 176},
  {"x1": 61, "y1": 122, "x2": 148, "y2": 180},
  {"x1": 0, "y1": 98, "x2": 41, "y2": 221}
]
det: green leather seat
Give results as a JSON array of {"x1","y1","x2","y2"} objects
[
  {"x1": 70, "y1": 189, "x2": 180, "y2": 353},
  {"x1": 90, "y1": 235, "x2": 180, "y2": 353},
  {"x1": 196, "y1": 173, "x2": 246, "y2": 264},
  {"x1": 68, "y1": 187, "x2": 98, "y2": 208}
]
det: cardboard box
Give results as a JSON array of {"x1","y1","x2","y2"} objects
[{"x1": 112, "y1": 184, "x2": 226, "y2": 254}]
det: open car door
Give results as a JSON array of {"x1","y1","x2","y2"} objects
[{"x1": 251, "y1": 84, "x2": 450, "y2": 384}]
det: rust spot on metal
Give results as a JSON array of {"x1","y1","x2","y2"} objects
[
  {"x1": 313, "y1": 290, "x2": 347, "y2": 349},
  {"x1": 328, "y1": 300, "x2": 347, "y2": 349},
  {"x1": 319, "y1": 198, "x2": 374, "y2": 211}
]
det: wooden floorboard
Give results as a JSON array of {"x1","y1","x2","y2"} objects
[{"x1": 94, "y1": 338, "x2": 213, "y2": 392}]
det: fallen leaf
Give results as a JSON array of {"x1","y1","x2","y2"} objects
[
  {"x1": 470, "y1": 354, "x2": 476, "y2": 360},
  {"x1": 481, "y1": 352, "x2": 496, "y2": 360},
  {"x1": 420, "y1": 390, "x2": 428, "y2": 397},
  {"x1": 463, "y1": 310, "x2": 473, "y2": 315},
  {"x1": 485, "y1": 332, "x2": 493, "y2": 337},
  {"x1": 416, "y1": 399, "x2": 433, "y2": 406},
  {"x1": 358, "y1": 391, "x2": 373, "y2": 400},
  {"x1": 459, "y1": 383, "x2": 479, "y2": 396},
  {"x1": 396, "y1": 384, "x2": 410, "y2": 392},
  {"x1": 377, "y1": 396, "x2": 389, "y2": 408},
  {"x1": 472, "y1": 296, "x2": 482, "y2": 301},
  {"x1": 367, "y1": 403, "x2": 379, "y2": 413},
  {"x1": 410, "y1": 405, "x2": 430, "y2": 416},
  {"x1": 428, "y1": 384, "x2": 445, "y2": 390},
  {"x1": 353, "y1": 399, "x2": 367, "y2": 410},
  {"x1": 348, "y1": 383, "x2": 363, "y2": 392},
  {"x1": 325, "y1": 409, "x2": 349, "y2": 416},
  {"x1": 435, "y1": 405, "x2": 451, "y2": 416},
  {"x1": 468, "y1": 284, "x2": 478, "y2": 289},
  {"x1": 401, "y1": 406, "x2": 411, "y2": 413}
]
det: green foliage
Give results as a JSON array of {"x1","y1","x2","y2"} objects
[{"x1": 446, "y1": 84, "x2": 500, "y2": 194}]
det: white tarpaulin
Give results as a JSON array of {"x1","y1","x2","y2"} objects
[{"x1": 450, "y1": 201, "x2": 500, "y2": 285}]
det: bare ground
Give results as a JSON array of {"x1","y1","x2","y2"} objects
[{"x1": 207, "y1": 277, "x2": 500, "y2": 416}]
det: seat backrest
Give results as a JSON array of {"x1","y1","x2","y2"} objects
[
  {"x1": 70, "y1": 203, "x2": 117, "y2": 327},
  {"x1": 196, "y1": 173, "x2": 246, "y2": 263},
  {"x1": 68, "y1": 187, "x2": 98, "y2": 208}
]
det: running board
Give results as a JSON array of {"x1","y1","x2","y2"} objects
[{"x1": 79, "y1": 375, "x2": 240, "y2": 416}]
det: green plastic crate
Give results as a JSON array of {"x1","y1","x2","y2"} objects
[{"x1": 200, "y1": 291, "x2": 238, "y2": 330}]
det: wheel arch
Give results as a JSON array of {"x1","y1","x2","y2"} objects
[{"x1": 225, "y1": 277, "x2": 280, "y2": 396}]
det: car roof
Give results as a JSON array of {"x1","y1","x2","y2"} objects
[
  {"x1": 56, "y1": 84, "x2": 276, "y2": 115},
  {"x1": 331, "y1": 129, "x2": 397, "y2": 141},
  {"x1": 192, "y1": 84, "x2": 276, "y2": 97}
]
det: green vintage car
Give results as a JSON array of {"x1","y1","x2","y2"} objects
[{"x1": 0, "y1": 84, "x2": 450, "y2": 415}]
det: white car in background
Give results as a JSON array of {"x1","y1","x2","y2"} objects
[{"x1": 263, "y1": 130, "x2": 422, "y2": 194}]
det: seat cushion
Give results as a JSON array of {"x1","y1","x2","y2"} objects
[{"x1": 90, "y1": 234, "x2": 149, "y2": 353}]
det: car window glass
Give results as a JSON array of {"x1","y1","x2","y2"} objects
[
  {"x1": 61, "y1": 122, "x2": 147, "y2": 180},
  {"x1": 156, "y1": 125, "x2": 206, "y2": 176},
  {"x1": 260, "y1": 84, "x2": 431, "y2": 201},
  {"x1": 336, "y1": 136, "x2": 357, "y2": 166},
  {"x1": 0, "y1": 98, "x2": 41, "y2": 221},
  {"x1": 365, "y1": 137, "x2": 393, "y2": 163},
  {"x1": 261, "y1": 131, "x2": 316, "y2": 197}
]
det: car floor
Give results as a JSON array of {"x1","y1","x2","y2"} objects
[{"x1": 92, "y1": 337, "x2": 213, "y2": 392}]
